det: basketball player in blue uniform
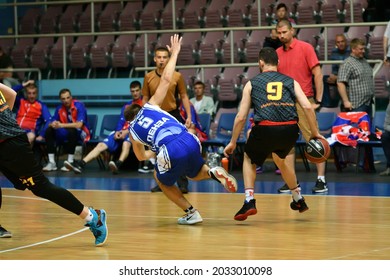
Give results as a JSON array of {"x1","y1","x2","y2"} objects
[
  {"x1": 124, "y1": 34, "x2": 237, "y2": 225},
  {"x1": 0, "y1": 82, "x2": 107, "y2": 246},
  {"x1": 224, "y1": 47, "x2": 324, "y2": 221}
]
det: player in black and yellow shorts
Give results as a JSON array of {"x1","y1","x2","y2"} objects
[{"x1": 0, "y1": 83, "x2": 107, "y2": 246}]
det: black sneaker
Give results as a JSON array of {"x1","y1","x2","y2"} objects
[
  {"x1": 138, "y1": 161, "x2": 154, "y2": 174},
  {"x1": 312, "y1": 179, "x2": 328, "y2": 193},
  {"x1": 290, "y1": 197, "x2": 309, "y2": 213},
  {"x1": 64, "y1": 160, "x2": 83, "y2": 174},
  {"x1": 234, "y1": 199, "x2": 257, "y2": 221},
  {"x1": 277, "y1": 183, "x2": 290, "y2": 193},
  {"x1": 151, "y1": 185, "x2": 162, "y2": 192},
  {"x1": 0, "y1": 225, "x2": 12, "y2": 238}
]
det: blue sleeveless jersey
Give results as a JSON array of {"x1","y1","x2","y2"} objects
[{"x1": 129, "y1": 103, "x2": 187, "y2": 152}]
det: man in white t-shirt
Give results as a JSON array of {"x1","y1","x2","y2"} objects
[
  {"x1": 384, "y1": 20, "x2": 390, "y2": 65},
  {"x1": 190, "y1": 81, "x2": 215, "y2": 116}
]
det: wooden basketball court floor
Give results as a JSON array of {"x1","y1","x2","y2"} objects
[{"x1": 1, "y1": 159, "x2": 390, "y2": 260}]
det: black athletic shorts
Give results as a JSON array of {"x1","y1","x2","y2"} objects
[
  {"x1": 245, "y1": 124, "x2": 300, "y2": 166},
  {"x1": 0, "y1": 134, "x2": 46, "y2": 190}
]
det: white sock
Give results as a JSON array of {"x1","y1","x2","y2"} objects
[
  {"x1": 68, "y1": 154, "x2": 74, "y2": 163},
  {"x1": 84, "y1": 209, "x2": 94, "y2": 222},
  {"x1": 48, "y1": 154, "x2": 55, "y2": 163},
  {"x1": 292, "y1": 185, "x2": 303, "y2": 202},
  {"x1": 149, "y1": 157, "x2": 156, "y2": 165},
  {"x1": 317, "y1": 176, "x2": 325, "y2": 183},
  {"x1": 245, "y1": 188, "x2": 254, "y2": 202}
]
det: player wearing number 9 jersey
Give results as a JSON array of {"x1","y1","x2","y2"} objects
[
  {"x1": 0, "y1": 82, "x2": 108, "y2": 246},
  {"x1": 223, "y1": 47, "x2": 324, "y2": 221}
]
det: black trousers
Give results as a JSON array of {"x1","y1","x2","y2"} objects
[{"x1": 45, "y1": 126, "x2": 78, "y2": 154}]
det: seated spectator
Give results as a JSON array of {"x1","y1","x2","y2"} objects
[
  {"x1": 320, "y1": 34, "x2": 350, "y2": 112},
  {"x1": 65, "y1": 81, "x2": 143, "y2": 174},
  {"x1": 190, "y1": 81, "x2": 215, "y2": 116},
  {"x1": 42, "y1": 88, "x2": 90, "y2": 172},
  {"x1": 272, "y1": 3, "x2": 296, "y2": 25},
  {"x1": 179, "y1": 102, "x2": 208, "y2": 142},
  {"x1": 14, "y1": 81, "x2": 51, "y2": 145}
]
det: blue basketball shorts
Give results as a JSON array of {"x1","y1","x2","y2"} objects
[{"x1": 155, "y1": 132, "x2": 205, "y2": 186}]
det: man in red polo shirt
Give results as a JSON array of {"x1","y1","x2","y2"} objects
[
  {"x1": 276, "y1": 19, "x2": 327, "y2": 193},
  {"x1": 15, "y1": 82, "x2": 51, "y2": 145}
]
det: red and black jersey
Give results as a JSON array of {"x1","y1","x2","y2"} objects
[{"x1": 250, "y1": 71, "x2": 298, "y2": 124}]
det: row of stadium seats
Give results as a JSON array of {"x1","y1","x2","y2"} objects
[
  {"x1": 17, "y1": 0, "x2": 368, "y2": 35},
  {"x1": 0, "y1": 23, "x2": 384, "y2": 80}
]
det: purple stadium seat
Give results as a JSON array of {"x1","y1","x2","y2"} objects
[
  {"x1": 30, "y1": 37, "x2": 55, "y2": 70},
  {"x1": 118, "y1": 1, "x2": 143, "y2": 31},
  {"x1": 19, "y1": 7, "x2": 42, "y2": 34},
  {"x1": 78, "y1": 3, "x2": 103, "y2": 32},
  {"x1": 89, "y1": 35, "x2": 115, "y2": 74},
  {"x1": 59, "y1": 4, "x2": 83, "y2": 33},
  {"x1": 97, "y1": 2, "x2": 122, "y2": 32},
  {"x1": 39, "y1": 5, "x2": 63, "y2": 33}
]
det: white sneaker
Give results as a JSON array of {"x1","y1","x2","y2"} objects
[
  {"x1": 177, "y1": 210, "x2": 203, "y2": 225},
  {"x1": 108, "y1": 161, "x2": 119, "y2": 174},
  {"x1": 209, "y1": 166, "x2": 237, "y2": 193},
  {"x1": 61, "y1": 165, "x2": 71, "y2": 172},
  {"x1": 42, "y1": 162, "x2": 57, "y2": 171}
]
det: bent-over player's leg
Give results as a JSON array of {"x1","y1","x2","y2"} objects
[
  {"x1": 189, "y1": 160, "x2": 237, "y2": 193},
  {"x1": 154, "y1": 172, "x2": 202, "y2": 225}
]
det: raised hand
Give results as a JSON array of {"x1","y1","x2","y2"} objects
[{"x1": 167, "y1": 34, "x2": 182, "y2": 56}]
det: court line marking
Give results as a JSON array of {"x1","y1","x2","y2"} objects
[
  {"x1": 0, "y1": 228, "x2": 89, "y2": 254},
  {"x1": 3, "y1": 194, "x2": 47, "y2": 201},
  {"x1": 1, "y1": 193, "x2": 89, "y2": 255},
  {"x1": 3, "y1": 190, "x2": 390, "y2": 259}
]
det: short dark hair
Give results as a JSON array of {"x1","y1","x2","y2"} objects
[
  {"x1": 194, "y1": 81, "x2": 205, "y2": 88},
  {"x1": 26, "y1": 83, "x2": 37, "y2": 91},
  {"x1": 124, "y1": 103, "x2": 142, "y2": 122},
  {"x1": 130, "y1": 80, "x2": 141, "y2": 89},
  {"x1": 59, "y1": 88, "x2": 71, "y2": 97},
  {"x1": 154, "y1": 46, "x2": 170, "y2": 56},
  {"x1": 276, "y1": 3, "x2": 288, "y2": 11},
  {"x1": 258, "y1": 47, "x2": 279, "y2": 66}
]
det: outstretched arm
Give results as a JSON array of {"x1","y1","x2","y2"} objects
[
  {"x1": 224, "y1": 81, "x2": 252, "y2": 157},
  {"x1": 149, "y1": 34, "x2": 182, "y2": 106}
]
